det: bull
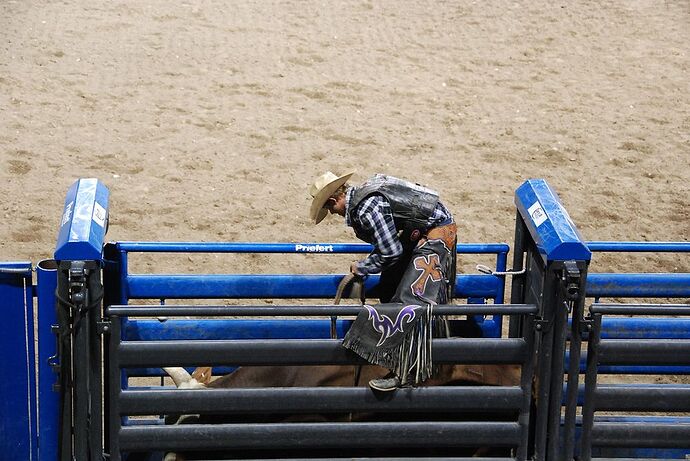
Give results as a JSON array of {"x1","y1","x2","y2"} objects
[{"x1": 160, "y1": 363, "x2": 521, "y2": 461}]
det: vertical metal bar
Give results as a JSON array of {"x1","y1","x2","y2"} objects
[
  {"x1": 55, "y1": 265, "x2": 73, "y2": 461},
  {"x1": 509, "y1": 213, "x2": 527, "y2": 337},
  {"x1": 491, "y1": 249, "x2": 509, "y2": 335},
  {"x1": 119, "y1": 249, "x2": 128, "y2": 306},
  {"x1": 108, "y1": 315, "x2": 122, "y2": 461},
  {"x1": 102, "y1": 243, "x2": 121, "y2": 454},
  {"x1": 72, "y1": 289, "x2": 89, "y2": 461},
  {"x1": 562, "y1": 265, "x2": 588, "y2": 460},
  {"x1": 546, "y1": 273, "x2": 569, "y2": 460},
  {"x1": 516, "y1": 313, "x2": 537, "y2": 461},
  {"x1": 533, "y1": 319, "x2": 554, "y2": 461},
  {"x1": 36, "y1": 260, "x2": 59, "y2": 461},
  {"x1": 579, "y1": 313, "x2": 602, "y2": 461},
  {"x1": 88, "y1": 269, "x2": 103, "y2": 461},
  {"x1": 532, "y1": 261, "x2": 560, "y2": 461}
]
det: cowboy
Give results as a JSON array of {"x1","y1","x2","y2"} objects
[{"x1": 309, "y1": 171, "x2": 457, "y2": 391}]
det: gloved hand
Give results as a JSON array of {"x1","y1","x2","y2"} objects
[
  {"x1": 334, "y1": 272, "x2": 364, "y2": 305},
  {"x1": 350, "y1": 261, "x2": 364, "y2": 276}
]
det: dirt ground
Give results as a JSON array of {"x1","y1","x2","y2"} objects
[{"x1": 1, "y1": 0, "x2": 688, "y2": 281}]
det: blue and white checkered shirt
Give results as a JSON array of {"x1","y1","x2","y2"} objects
[{"x1": 345, "y1": 187, "x2": 453, "y2": 275}]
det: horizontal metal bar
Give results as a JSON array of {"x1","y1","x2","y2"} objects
[
  {"x1": 599, "y1": 317, "x2": 690, "y2": 339},
  {"x1": 586, "y1": 241, "x2": 690, "y2": 252},
  {"x1": 591, "y1": 422, "x2": 690, "y2": 448},
  {"x1": 188, "y1": 458, "x2": 515, "y2": 461},
  {"x1": 598, "y1": 340, "x2": 690, "y2": 365},
  {"x1": 0, "y1": 267, "x2": 33, "y2": 274},
  {"x1": 119, "y1": 386, "x2": 524, "y2": 416},
  {"x1": 591, "y1": 303, "x2": 690, "y2": 316},
  {"x1": 117, "y1": 338, "x2": 528, "y2": 367},
  {"x1": 567, "y1": 347, "x2": 690, "y2": 374},
  {"x1": 123, "y1": 273, "x2": 503, "y2": 300},
  {"x1": 109, "y1": 303, "x2": 537, "y2": 318},
  {"x1": 123, "y1": 319, "x2": 353, "y2": 341},
  {"x1": 590, "y1": 459, "x2": 687, "y2": 461},
  {"x1": 185, "y1": 456, "x2": 512, "y2": 461},
  {"x1": 117, "y1": 421, "x2": 522, "y2": 451},
  {"x1": 586, "y1": 273, "x2": 690, "y2": 298},
  {"x1": 0, "y1": 262, "x2": 32, "y2": 280},
  {"x1": 594, "y1": 385, "x2": 690, "y2": 412},
  {"x1": 115, "y1": 241, "x2": 511, "y2": 254}
]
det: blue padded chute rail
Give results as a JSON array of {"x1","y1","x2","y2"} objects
[
  {"x1": 515, "y1": 179, "x2": 591, "y2": 263},
  {"x1": 55, "y1": 178, "x2": 110, "y2": 262},
  {"x1": 124, "y1": 273, "x2": 502, "y2": 300}
]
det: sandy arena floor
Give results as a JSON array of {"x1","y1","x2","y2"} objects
[{"x1": 1, "y1": 1, "x2": 688, "y2": 278}]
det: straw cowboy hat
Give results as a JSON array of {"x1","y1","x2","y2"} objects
[{"x1": 309, "y1": 170, "x2": 355, "y2": 224}]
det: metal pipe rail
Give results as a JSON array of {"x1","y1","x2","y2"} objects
[
  {"x1": 579, "y1": 303, "x2": 690, "y2": 460},
  {"x1": 117, "y1": 338, "x2": 530, "y2": 367},
  {"x1": 107, "y1": 303, "x2": 537, "y2": 317},
  {"x1": 117, "y1": 421, "x2": 522, "y2": 451},
  {"x1": 188, "y1": 458, "x2": 517, "y2": 461},
  {"x1": 119, "y1": 386, "x2": 524, "y2": 416},
  {"x1": 185, "y1": 458, "x2": 516, "y2": 461},
  {"x1": 590, "y1": 303, "x2": 690, "y2": 316},
  {"x1": 105, "y1": 241, "x2": 512, "y2": 339},
  {"x1": 115, "y1": 241, "x2": 511, "y2": 254},
  {"x1": 586, "y1": 241, "x2": 690, "y2": 252},
  {"x1": 122, "y1": 273, "x2": 505, "y2": 299},
  {"x1": 593, "y1": 385, "x2": 690, "y2": 412},
  {"x1": 585, "y1": 273, "x2": 690, "y2": 298},
  {"x1": 107, "y1": 303, "x2": 538, "y2": 461}
]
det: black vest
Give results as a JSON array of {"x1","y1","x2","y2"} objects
[{"x1": 349, "y1": 175, "x2": 439, "y2": 243}]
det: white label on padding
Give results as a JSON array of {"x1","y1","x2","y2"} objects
[
  {"x1": 527, "y1": 201, "x2": 548, "y2": 227},
  {"x1": 93, "y1": 202, "x2": 106, "y2": 228}
]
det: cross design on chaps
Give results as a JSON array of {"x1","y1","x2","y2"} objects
[{"x1": 411, "y1": 254, "x2": 443, "y2": 297}]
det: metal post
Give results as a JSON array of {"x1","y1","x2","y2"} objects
[
  {"x1": 55, "y1": 264, "x2": 73, "y2": 461},
  {"x1": 57, "y1": 261, "x2": 104, "y2": 461},
  {"x1": 516, "y1": 313, "x2": 538, "y2": 461},
  {"x1": 87, "y1": 268, "x2": 104, "y2": 461},
  {"x1": 546, "y1": 266, "x2": 570, "y2": 460},
  {"x1": 107, "y1": 315, "x2": 122, "y2": 461},
  {"x1": 562, "y1": 263, "x2": 588, "y2": 460},
  {"x1": 36, "y1": 260, "x2": 59, "y2": 461},
  {"x1": 509, "y1": 212, "x2": 527, "y2": 338},
  {"x1": 579, "y1": 313, "x2": 602, "y2": 461},
  {"x1": 68, "y1": 262, "x2": 90, "y2": 461},
  {"x1": 532, "y1": 266, "x2": 557, "y2": 461}
]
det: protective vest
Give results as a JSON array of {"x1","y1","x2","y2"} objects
[{"x1": 349, "y1": 174, "x2": 440, "y2": 243}]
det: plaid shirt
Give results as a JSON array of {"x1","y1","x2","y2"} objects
[{"x1": 345, "y1": 187, "x2": 453, "y2": 275}]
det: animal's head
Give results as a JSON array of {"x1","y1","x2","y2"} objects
[{"x1": 163, "y1": 367, "x2": 209, "y2": 389}]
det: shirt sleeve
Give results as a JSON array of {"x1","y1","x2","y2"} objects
[{"x1": 354, "y1": 196, "x2": 403, "y2": 275}]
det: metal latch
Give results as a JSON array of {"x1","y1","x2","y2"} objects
[{"x1": 476, "y1": 264, "x2": 527, "y2": 276}]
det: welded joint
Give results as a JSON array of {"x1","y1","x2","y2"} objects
[
  {"x1": 97, "y1": 320, "x2": 111, "y2": 335},
  {"x1": 534, "y1": 317, "x2": 551, "y2": 332}
]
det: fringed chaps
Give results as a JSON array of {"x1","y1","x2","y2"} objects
[{"x1": 343, "y1": 224, "x2": 457, "y2": 385}]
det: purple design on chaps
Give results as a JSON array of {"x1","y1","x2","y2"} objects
[{"x1": 365, "y1": 304, "x2": 421, "y2": 347}]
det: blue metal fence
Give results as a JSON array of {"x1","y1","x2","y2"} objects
[
  {"x1": 0, "y1": 262, "x2": 37, "y2": 461},
  {"x1": 110, "y1": 241, "x2": 511, "y2": 339}
]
